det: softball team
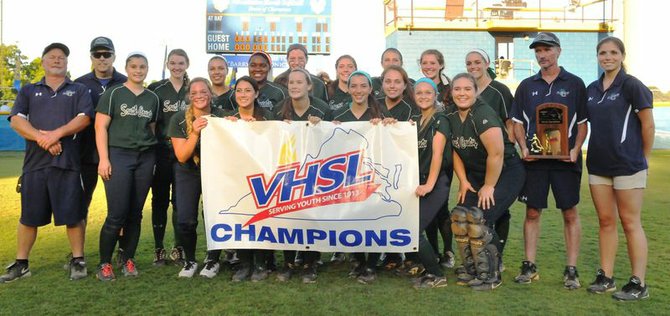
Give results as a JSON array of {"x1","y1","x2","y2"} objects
[{"x1": 2, "y1": 41, "x2": 653, "y2": 302}]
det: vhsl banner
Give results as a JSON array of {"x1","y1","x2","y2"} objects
[{"x1": 201, "y1": 119, "x2": 419, "y2": 252}]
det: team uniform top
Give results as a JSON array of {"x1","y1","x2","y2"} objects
[
  {"x1": 328, "y1": 84, "x2": 352, "y2": 112},
  {"x1": 378, "y1": 97, "x2": 418, "y2": 121},
  {"x1": 410, "y1": 111, "x2": 451, "y2": 181},
  {"x1": 166, "y1": 107, "x2": 227, "y2": 169},
  {"x1": 446, "y1": 100, "x2": 517, "y2": 173},
  {"x1": 273, "y1": 96, "x2": 333, "y2": 121},
  {"x1": 212, "y1": 89, "x2": 235, "y2": 111},
  {"x1": 510, "y1": 67, "x2": 587, "y2": 171},
  {"x1": 223, "y1": 107, "x2": 275, "y2": 121},
  {"x1": 9, "y1": 77, "x2": 94, "y2": 172},
  {"x1": 274, "y1": 70, "x2": 329, "y2": 103},
  {"x1": 479, "y1": 80, "x2": 513, "y2": 123},
  {"x1": 371, "y1": 76, "x2": 416, "y2": 99},
  {"x1": 586, "y1": 70, "x2": 653, "y2": 177},
  {"x1": 148, "y1": 79, "x2": 188, "y2": 146},
  {"x1": 331, "y1": 102, "x2": 392, "y2": 122},
  {"x1": 253, "y1": 81, "x2": 287, "y2": 113},
  {"x1": 74, "y1": 69, "x2": 127, "y2": 165},
  {"x1": 96, "y1": 85, "x2": 160, "y2": 151}
]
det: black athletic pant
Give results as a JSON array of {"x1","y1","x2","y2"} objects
[
  {"x1": 80, "y1": 163, "x2": 98, "y2": 218},
  {"x1": 151, "y1": 145, "x2": 178, "y2": 250},
  {"x1": 99, "y1": 147, "x2": 155, "y2": 264},
  {"x1": 417, "y1": 172, "x2": 449, "y2": 276},
  {"x1": 460, "y1": 160, "x2": 525, "y2": 253},
  {"x1": 174, "y1": 163, "x2": 202, "y2": 262},
  {"x1": 283, "y1": 250, "x2": 319, "y2": 267},
  {"x1": 426, "y1": 168, "x2": 453, "y2": 256}
]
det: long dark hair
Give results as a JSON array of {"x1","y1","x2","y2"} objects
[
  {"x1": 348, "y1": 72, "x2": 383, "y2": 119},
  {"x1": 235, "y1": 76, "x2": 266, "y2": 120},
  {"x1": 596, "y1": 36, "x2": 627, "y2": 72},
  {"x1": 327, "y1": 55, "x2": 357, "y2": 99},
  {"x1": 381, "y1": 48, "x2": 404, "y2": 66},
  {"x1": 420, "y1": 49, "x2": 452, "y2": 104},
  {"x1": 278, "y1": 69, "x2": 313, "y2": 121},
  {"x1": 380, "y1": 65, "x2": 414, "y2": 103}
]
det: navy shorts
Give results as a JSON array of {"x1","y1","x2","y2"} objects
[
  {"x1": 20, "y1": 167, "x2": 84, "y2": 227},
  {"x1": 518, "y1": 168, "x2": 581, "y2": 210}
]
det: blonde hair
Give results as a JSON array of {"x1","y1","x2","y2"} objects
[{"x1": 184, "y1": 77, "x2": 213, "y2": 165}]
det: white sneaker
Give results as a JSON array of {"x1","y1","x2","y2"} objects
[
  {"x1": 178, "y1": 261, "x2": 198, "y2": 278},
  {"x1": 199, "y1": 260, "x2": 220, "y2": 279}
]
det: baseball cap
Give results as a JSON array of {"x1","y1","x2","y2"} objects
[
  {"x1": 90, "y1": 36, "x2": 115, "y2": 52},
  {"x1": 42, "y1": 43, "x2": 70, "y2": 57},
  {"x1": 529, "y1": 32, "x2": 561, "y2": 49}
]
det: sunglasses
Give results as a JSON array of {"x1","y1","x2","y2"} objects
[{"x1": 92, "y1": 52, "x2": 114, "y2": 59}]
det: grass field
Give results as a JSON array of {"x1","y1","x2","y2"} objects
[{"x1": 0, "y1": 150, "x2": 668, "y2": 315}]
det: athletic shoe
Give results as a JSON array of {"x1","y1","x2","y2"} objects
[
  {"x1": 96, "y1": 263, "x2": 115, "y2": 281},
  {"x1": 294, "y1": 251, "x2": 303, "y2": 266},
  {"x1": 251, "y1": 266, "x2": 269, "y2": 282},
  {"x1": 0, "y1": 262, "x2": 31, "y2": 283},
  {"x1": 276, "y1": 264, "x2": 295, "y2": 282},
  {"x1": 170, "y1": 247, "x2": 185, "y2": 266},
  {"x1": 563, "y1": 266, "x2": 581, "y2": 290},
  {"x1": 395, "y1": 261, "x2": 425, "y2": 277},
  {"x1": 301, "y1": 265, "x2": 318, "y2": 284},
  {"x1": 348, "y1": 265, "x2": 365, "y2": 278},
  {"x1": 471, "y1": 278, "x2": 503, "y2": 291},
  {"x1": 199, "y1": 260, "x2": 220, "y2": 279},
  {"x1": 514, "y1": 260, "x2": 539, "y2": 284},
  {"x1": 357, "y1": 268, "x2": 376, "y2": 285},
  {"x1": 413, "y1": 274, "x2": 448, "y2": 289},
  {"x1": 453, "y1": 265, "x2": 476, "y2": 285},
  {"x1": 178, "y1": 261, "x2": 198, "y2": 278},
  {"x1": 153, "y1": 248, "x2": 168, "y2": 266},
  {"x1": 587, "y1": 269, "x2": 617, "y2": 294},
  {"x1": 122, "y1": 259, "x2": 138, "y2": 277},
  {"x1": 612, "y1": 276, "x2": 649, "y2": 301},
  {"x1": 381, "y1": 253, "x2": 403, "y2": 271},
  {"x1": 232, "y1": 266, "x2": 250, "y2": 282},
  {"x1": 69, "y1": 257, "x2": 88, "y2": 280},
  {"x1": 330, "y1": 252, "x2": 346, "y2": 264},
  {"x1": 440, "y1": 251, "x2": 456, "y2": 269},
  {"x1": 224, "y1": 250, "x2": 240, "y2": 265}
]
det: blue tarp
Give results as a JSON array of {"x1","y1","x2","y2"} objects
[{"x1": 0, "y1": 115, "x2": 25, "y2": 151}]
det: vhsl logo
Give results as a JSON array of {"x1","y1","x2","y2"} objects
[{"x1": 244, "y1": 150, "x2": 380, "y2": 226}]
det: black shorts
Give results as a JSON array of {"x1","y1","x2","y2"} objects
[
  {"x1": 20, "y1": 167, "x2": 84, "y2": 227},
  {"x1": 518, "y1": 168, "x2": 581, "y2": 210}
]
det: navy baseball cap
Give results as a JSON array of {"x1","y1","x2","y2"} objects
[
  {"x1": 529, "y1": 32, "x2": 561, "y2": 49},
  {"x1": 90, "y1": 36, "x2": 115, "y2": 52},
  {"x1": 42, "y1": 42, "x2": 70, "y2": 57}
]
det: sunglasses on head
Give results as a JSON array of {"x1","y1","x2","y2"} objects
[{"x1": 92, "y1": 52, "x2": 114, "y2": 59}]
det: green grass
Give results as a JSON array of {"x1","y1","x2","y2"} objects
[{"x1": 1, "y1": 150, "x2": 668, "y2": 315}]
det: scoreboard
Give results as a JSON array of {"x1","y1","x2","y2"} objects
[{"x1": 206, "y1": 0, "x2": 332, "y2": 55}]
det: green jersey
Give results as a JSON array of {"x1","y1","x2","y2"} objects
[
  {"x1": 273, "y1": 96, "x2": 333, "y2": 121},
  {"x1": 478, "y1": 80, "x2": 513, "y2": 123},
  {"x1": 332, "y1": 102, "x2": 391, "y2": 122},
  {"x1": 223, "y1": 107, "x2": 275, "y2": 121},
  {"x1": 378, "y1": 97, "x2": 418, "y2": 121},
  {"x1": 166, "y1": 107, "x2": 227, "y2": 169},
  {"x1": 411, "y1": 111, "x2": 451, "y2": 178},
  {"x1": 96, "y1": 85, "x2": 159, "y2": 151},
  {"x1": 328, "y1": 84, "x2": 351, "y2": 112},
  {"x1": 445, "y1": 100, "x2": 516, "y2": 173},
  {"x1": 212, "y1": 89, "x2": 235, "y2": 111},
  {"x1": 256, "y1": 81, "x2": 288, "y2": 112},
  {"x1": 148, "y1": 79, "x2": 187, "y2": 146}
]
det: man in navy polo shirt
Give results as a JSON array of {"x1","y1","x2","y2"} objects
[
  {"x1": 510, "y1": 32, "x2": 588, "y2": 290},
  {"x1": 75, "y1": 37, "x2": 127, "y2": 220},
  {"x1": 0, "y1": 43, "x2": 94, "y2": 283}
]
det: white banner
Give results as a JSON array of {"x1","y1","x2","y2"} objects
[{"x1": 201, "y1": 119, "x2": 419, "y2": 252}]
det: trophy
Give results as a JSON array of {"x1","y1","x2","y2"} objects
[{"x1": 527, "y1": 103, "x2": 569, "y2": 159}]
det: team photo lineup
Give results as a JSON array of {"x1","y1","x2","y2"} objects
[{"x1": 2, "y1": 32, "x2": 655, "y2": 301}]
